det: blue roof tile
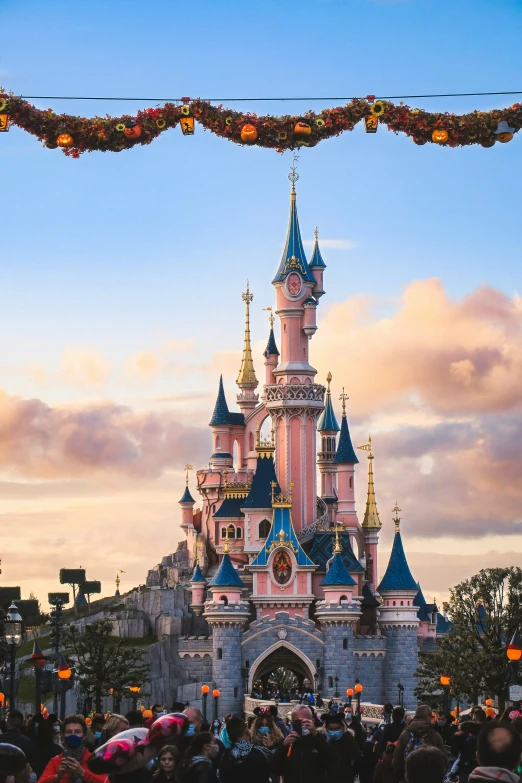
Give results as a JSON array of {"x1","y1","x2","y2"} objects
[
  {"x1": 251, "y1": 506, "x2": 315, "y2": 568},
  {"x1": 307, "y1": 532, "x2": 364, "y2": 573},
  {"x1": 209, "y1": 376, "x2": 245, "y2": 428},
  {"x1": 213, "y1": 497, "x2": 245, "y2": 519},
  {"x1": 321, "y1": 552, "x2": 356, "y2": 587},
  {"x1": 243, "y1": 454, "x2": 280, "y2": 509},
  {"x1": 208, "y1": 553, "x2": 244, "y2": 588},
  {"x1": 333, "y1": 414, "x2": 359, "y2": 464},
  {"x1": 318, "y1": 391, "x2": 340, "y2": 432},
  {"x1": 361, "y1": 582, "x2": 380, "y2": 607},
  {"x1": 179, "y1": 486, "x2": 195, "y2": 504},
  {"x1": 264, "y1": 328, "x2": 280, "y2": 357},
  {"x1": 377, "y1": 531, "x2": 418, "y2": 592},
  {"x1": 272, "y1": 192, "x2": 315, "y2": 284},
  {"x1": 191, "y1": 564, "x2": 206, "y2": 583},
  {"x1": 309, "y1": 235, "x2": 326, "y2": 269}
]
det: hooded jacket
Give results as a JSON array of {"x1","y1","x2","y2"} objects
[
  {"x1": 468, "y1": 767, "x2": 520, "y2": 783},
  {"x1": 392, "y1": 719, "x2": 447, "y2": 779}
]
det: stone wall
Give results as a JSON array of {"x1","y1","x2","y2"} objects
[
  {"x1": 381, "y1": 626, "x2": 418, "y2": 708},
  {"x1": 354, "y1": 636, "x2": 387, "y2": 705},
  {"x1": 320, "y1": 623, "x2": 355, "y2": 699}
]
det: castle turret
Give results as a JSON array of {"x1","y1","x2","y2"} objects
[
  {"x1": 316, "y1": 527, "x2": 361, "y2": 698},
  {"x1": 236, "y1": 281, "x2": 259, "y2": 414},
  {"x1": 359, "y1": 436, "x2": 382, "y2": 592},
  {"x1": 318, "y1": 372, "x2": 340, "y2": 519},
  {"x1": 263, "y1": 309, "x2": 279, "y2": 386},
  {"x1": 205, "y1": 536, "x2": 249, "y2": 715},
  {"x1": 309, "y1": 227, "x2": 326, "y2": 299},
  {"x1": 189, "y1": 562, "x2": 207, "y2": 616},
  {"x1": 179, "y1": 466, "x2": 196, "y2": 532},
  {"x1": 377, "y1": 505, "x2": 420, "y2": 708},
  {"x1": 333, "y1": 389, "x2": 359, "y2": 531}
]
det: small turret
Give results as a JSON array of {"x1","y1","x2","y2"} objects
[
  {"x1": 236, "y1": 281, "x2": 259, "y2": 413},
  {"x1": 209, "y1": 376, "x2": 236, "y2": 469},
  {"x1": 318, "y1": 372, "x2": 340, "y2": 511},
  {"x1": 320, "y1": 527, "x2": 357, "y2": 602},
  {"x1": 358, "y1": 436, "x2": 382, "y2": 591},
  {"x1": 179, "y1": 464, "x2": 196, "y2": 531},
  {"x1": 189, "y1": 548, "x2": 207, "y2": 616},
  {"x1": 333, "y1": 389, "x2": 359, "y2": 529},
  {"x1": 207, "y1": 533, "x2": 245, "y2": 605},
  {"x1": 263, "y1": 308, "x2": 279, "y2": 385},
  {"x1": 309, "y1": 227, "x2": 326, "y2": 299}
]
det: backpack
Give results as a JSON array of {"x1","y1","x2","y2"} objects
[{"x1": 403, "y1": 732, "x2": 425, "y2": 759}]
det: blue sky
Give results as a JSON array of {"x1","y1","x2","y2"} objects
[{"x1": 1, "y1": 0, "x2": 521, "y2": 603}]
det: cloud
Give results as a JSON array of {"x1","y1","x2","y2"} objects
[
  {"x1": 126, "y1": 351, "x2": 160, "y2": 380},
  {"x1": 60, "y1": 348, "x2": 110, "y2": 388},
  {"x1": 0, "y1": 390, "x2": 210, "y2": 479},
  {"x1": 303, "y1": 239, "x2": 356, "y2": 249}
]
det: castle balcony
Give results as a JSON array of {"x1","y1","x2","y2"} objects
[{"x1": 264, "y1": 383, "x2": 325, "y2": 411}]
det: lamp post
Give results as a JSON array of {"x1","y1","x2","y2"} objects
[
  {"x1": 334, "y1": 675, "x2": 339, "y2": 699},
  {"x1": 56, "y1": 653, "x2": 72, "y2": 720},
  {"x1": 201, "y1": 685, "x2": 210, "y2": 723},
  {"x1": 31, "y1": 640, "x2": 46, "y2": 716},
  {"x1": 212, "y1": 689, "x2": 220, "y2": 722},
  {"x1": 354, "y1": 681, "x2": 363, "y2": 716},
  {"x1": 397, "y1": 682, "x2": 404, "y2": 707},
  {"x1": 4, "y1": 603, "x2": 22, "y2": 710},
  {"x1": 440, "y1": 675, "x2": 451, "y2": 715},
  {"x1": 346, "y1": 688, "x2": 354, "y2": 708},
  {"x1": 129, "y1": 684, "x2": 141, "y2": 709},
  {"x1": 507, "y1": 631, "x2": 521, "y2": 703}
]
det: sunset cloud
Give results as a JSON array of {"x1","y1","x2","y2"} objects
[{"x1": 60, "y1": 348, "x2": 111, "y2": 388}]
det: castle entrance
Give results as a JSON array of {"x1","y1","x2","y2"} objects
[{"x1": 247, "y1": 641, "x2": 316, "y2": 701}]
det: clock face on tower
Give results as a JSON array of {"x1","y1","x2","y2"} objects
[{"x1": 286, "y1": 272, "x2": 302, "y2": 298}]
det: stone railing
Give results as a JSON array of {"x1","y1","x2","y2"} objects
[
  {"x1": 297, "y1": 498, "x2": 330, "y2": 542},
  {"x1": 265, "y1": 384, "x2": 325, "y2": 403}
]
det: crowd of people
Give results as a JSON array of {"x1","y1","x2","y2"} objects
[{"x1": 1, "y1": 699, "x2": 522, "y2": 783}]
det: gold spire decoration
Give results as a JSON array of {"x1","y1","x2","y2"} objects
[
  {"x1": 333, "y1": 524, "x2": 343, "y2": 554},
  {"x1": 357, "y1": 436, "x2": 382, "y2": 530},
  {"x1": 392, "y1": 502, "x2": 402, "y2": 534},
  {"x1": 271, "y1": 481, "x2": 294, "y2": 508},
  {"x1": 184, "y1": 464, "x2": 193, "y2": 486},
  {"x1": 326, "y1": 371, "x2": 332, "y2": 394},
  {"x1": 237, "y1": 280, "x2": 258, "y2": 388},
  {"x1": 263, "y1": 307, "x2": 275, "y2": 330},
  {"x1": 222, "y1": 525, "x2": 230, "y2": 554},
  {"x1": 339, "y1": 387, "x2": 348, "y2": 418}
]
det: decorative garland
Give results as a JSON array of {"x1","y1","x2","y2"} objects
[{"x1": 0, "y1": 90, "x2": 520, "y2": 157}]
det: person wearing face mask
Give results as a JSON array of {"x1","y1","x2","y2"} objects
[
  {"x1": 270, "y1": 706, "x2": 336, "y2": 783},
  {"x1": 321, "y1": 714, "x2": 362, "y2": 783},
  {"x1": 251, "y1": 711, "x2": 284, "y2": 761},
  {"x1": 38, "y1": 714, "x2": 109, "y2": 783},
  {"x1": 210, "y1": 721, "x2": 220, "y2": 739},
  {"x1": 177, "y1": 733, "x2": 218, "y2": 783},
  {"x1": 218, "y1": 718, "x2": 269, "y2": 783},
  {"x1": 25, "y1": 714, "x2": 63, "y2": 778}
]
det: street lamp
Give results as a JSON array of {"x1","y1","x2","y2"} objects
[
  {"x1": 346, "y1": 688, "x2": 354, "y2": 707},
  {"x1": 507, "y1": 631, "x2": 522, "y2": 661},
  {"x1": 4, "y1": 603, "x2": 22, "y2": 710},
  {"x1": 31, "y1": 640, "x2": 46, "y2": 715},
  {"x1": 354, "y1": 681, "x2": 363, "y2": 716},
  {"x1": 212, "y1": 689, "x2": 220, "y2": 722},
  {"x1": 397, "y1": 682, "x2": 404, "y2": 707},
  {"x1": 201, "y1": 685, "x2": 210, "y2": 722},
  {"x1": 440, "y1": 675, "x2": 451, "y2": 714}
]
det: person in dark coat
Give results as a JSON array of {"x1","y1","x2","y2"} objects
[
  {"x1": 146, "y1": 744, "x2": 179, "y2": 783},
  {"x1": 26, "y1": 714, "x2": 63, "y2": 778},
  {"x1": 270, "y1": 706, "x2": 337, "y2": 783},
  {"x1": 451, "y1": 709, "x2": 487, "y2": 783},
  {"x1": 393, "y1": 705, "x2": 447, "y2": 782},
  {"x1": 321, "y1": 713, "x2": 362, "y2": 783},
  {"x1": 377, "y1": 708, "x2": 405, "y2": 758},
  {"x1": 374, "y1": 743, "x2": 399, "y2": 783},
  {"x1": 0, "y1": 711, "x2": 32, "y2": 753},
  {"x1": 178, "y1": 732, "x2": 218, "y2": 783},
  {"x1": 218, "y1": 718, "x2": 269, "y2": 783}
]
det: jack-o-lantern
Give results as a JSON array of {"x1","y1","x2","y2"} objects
[
  {"x1": 494, "y1": 120, "x2": 514, "y2": 143},
  {"x1": 124, "y1": 122, "x2": 142, "y2": 139},
  {"x1": 241, "y1": 123, "x2": 258, "y2": 142},
  {"x1": 294, "y1": 119, "x2": 311, "y2": 136},
  {"x1": 432, "y1": 129, "x2": 449, "y2": 144},
  {"x1": 57, "y1": 133, "x2": 74, "y2": 147}
]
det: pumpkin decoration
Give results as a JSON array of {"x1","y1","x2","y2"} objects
[
  {"x1": 294, "y1": 119, "x2": 311, "y2": 136},
  {"x1": 432, "y1": 128, "x2": 449, "y2": 144},
  {"x1": 57, "y1": 133, "x2": 74, "y2": 147},
  {"x1": 241, "y1": 123, "x2": 258, "y2": 142},
  {"x1": 370, "y1": 101, "x2": 385, "y2": 116},
  {"x1": 180, "y1": 116, "x2": 195, "y2": 136},
  {"x1": 494, "y1": 120, "x2": 514, "y2": 143},
  {"x1": 123, "y1": 121, "x2": 142, "y2": 139}
]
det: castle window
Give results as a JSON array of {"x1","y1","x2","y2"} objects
[
  {"x1": 349, "y1": 476, "x2": 353, "y2": 489},
  {"x1": 400, "y1": 601, "x2": 404, "y2": 606},
  {"x1": 217, "y1": 648, "x2": 223, "y2": 659},
  {"x1": 227, "y1": 525, "x2": 236, "y2": 539},
  {"x1": 215, "y1": 435, "x2": 221, "y2": 449},
  {"x1": 316, "y1": 659, "x2": 321, "y2": 669},
  {"x1": 259, "y1": 519, "x2": 271, "y2": 539},
  {"x1": 221, "y1": 527, "x2": 228, "y2": 540},
  {"x1": 342, "y1": 638, "x2": 348, "y2": 650},
  {"x1": 328, "y1": 676, "x2": 333, "y2": 688},
  {"x1": 234, "y1": 687, "x2": 238, "y2": 698},
  {"x1": 236, "y1": 527, "x2": 243, "y2": 539},
  {"x1": 249, "y1": 431, "x2": 254, "y2": 451},
  {"x1": 393, "y1": 601, "x2": 396, "y2": 606},
  {"x1": 284, "y1": 324, "x2": 287, "y2": 332},
  {"x1": 340, "y1": 595, "x2": 348, "y2": 603},
  {"x1": 219, "y1": 596, "x2": 228, "y2": 606}
]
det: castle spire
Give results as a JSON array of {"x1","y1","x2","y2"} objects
[
  {"x1": 377, "y1": 505, "x2": 417, "y2": 593},
  {"x1": 318, "y1": 372, "x2": 340, "y2": 433},
  {"x1": 237, "y1": 280, "x2": 258, "y2": 388},
  {"x1": 263, "y1": 307, "x2": 279, "y2": 358},
  {"x1": 358, "y1": 437, "x2": 382, "y2": 530},
  {"x1": 272, "y1": 157, "x2": 315, "y2": 285},
  {"x1": 309, "y1": 227, "x2": 326, "y2": 269},
  {"x1": 333, "y1": 389, "x2": 359, "y2": 464}
]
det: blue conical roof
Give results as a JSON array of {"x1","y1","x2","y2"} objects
[
  {"x1": 179, "y1": 485, "x2": 195, "y2": 504},
  {"x1": 264, "y1": 328, "x2": 280, "y2": 357},
  {"x1": 333, "y1": 414, "x2": 359, "y2": 464},
  {"x1": 309, "y1": 236, "x2": 326, "y2": 268},
  {"x1": 377, "y1": 530, "x2": 417, "y2": 592},
  {"x1": 321, "y1": 552, "x2": 356, "y2": 587},
  {"x1": 191, "y1": 564, "x2": 206, "y2": 583},
  {"x1": 209, "y1": 375, "x2": 230, "y2": 426},
  {"x1": 272, "y1": 192, "x2": 315, "y2": 284},
  {"x1": 208, "y1": 553, "x2": 244, "y2": 588},
  {"x1": 318, "y1": 391, "x2": 340, "y2": 432},
  {"x1": 243, "y1": 453, "x2": 280, "y2": 509},
  {"x1": 251, "y1": 506, "x2": 315, "y2": 568}
]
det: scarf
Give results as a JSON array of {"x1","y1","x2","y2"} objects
[
  {"x1": 469, "y1": 767, "x2": 520, "y2": 783},
  {"x1": 191, "y1": 756, "x2": 212, "y2": 767},
  {"x1": 230, "y1": 740, "x2": 253, "y2": 760}
]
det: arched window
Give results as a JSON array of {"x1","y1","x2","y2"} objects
[
  {"x1": 227, "y1": 524, "x2": 236, "y2": 539},
  {"x1": 236, "y1": 527, "x2": 242, "y2": 539},
  {"x1": 328, "y1": 676, "x2": 333, "y2": 688},
  {"x1": 340, "y1": 595, "x2": 348, "y2": 603},
  {"x1": 342, "y1": 638, "x2": 348, "y2": 650},
  {"x1": 215, "y1": 435, "x2": 221, "y2": 450},
  {"x1": 221, "y1": 527, "x2": 227, "y2": 539},
  {"x1": 217, "y1": 647, "x2": 223, "y2": 659},
  {"x1": 232, "y1": 440, "x2": 239, "y2": 472},
  {"x1": 259, "y1": 519, "x2": 271, "y2": 539},
  {"x1": 219, "y1": 596, "x2": 228, "y2": 606},
  {"x1": 249, "y1": 431, "x2": 254, "y2": 451},
  {"x1": 400, "y1": 601, "x2": 404, "y2": 606},
  {"x1": 393, "y1": 601, "x2": 396, "y2": 606},
  {"x1": 349, "y1": 476, "x2": 353, "y2": 489}
]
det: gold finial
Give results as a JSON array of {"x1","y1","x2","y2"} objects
[
  {"x1": 277, "y1": 527, "x2": 286, "y2": 543},
  {"x1": 184, "y1": 463, "x2": 193, "y2": 486},
  {"x1": 392, "y1": 502, "x2": 402, "y2": 533},
  {"x1": 339, "y1": 387, "x2": 348, "y2": 417},
  {"x1": 288, "y1": 153, "x2": 299, "y2": 193},
  {"x1": 263, "y1": 306, "x2": 275, "y2": 330},
  {"x1": 271, "y1": 481, "x2": 294, "y2": 508},
  {"x1": 115, "y1": 569, "x2": 124, "y2": 592},
  {"x1": 271, "y1": 481, "x2": 277, "y2": 505},
  {"x1": 334, "y1": 524, "x2": 343, "y2": 554},
  {"x1": 326, "y1": 371, "x2": 332, "y2": 393},
  {"x1": 358, "y1": 436, "x2": 382, "y2": 529},
  {"x1": 237, "y1": 281, "x2": 258, "y2": 388},
  {"x1": 314, "y1": 226, "x2": 319, "y2": 241}
]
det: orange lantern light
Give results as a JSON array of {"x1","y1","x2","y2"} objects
[
  {"x1": 440, "y1": 675, "x2": 451, "y2": 687},
  {"x1": 354, "y1": 683, "x2": 363, "y2": 694},
  {"x1": 180, "y1": 117, "x2": 195, "y2": 136},
  {"x1": 143, "y1": 709, "x2": 153, "y2": 718},
  {"x1": 57, "y1": 133, "x2": 74, "y2": 148},
  {"x1": 129, "y1": 685, "x2": 141, "y2": 694},
  {"x1": 507, "y1": 631, "x2": 522, "y2": 661},
  {"x1": 212, "y1": 689, "x2": 220, "y2": 698},
  {"x1": 485, "y1": 699, "x2": 493, "y2": 707},
  {"x1": 432, "y1": 129, "x2": 449, "y2": 144},
  {"x1": 485, "y1": 707, "x2": 496, "y2": 717},
  {"x1": 346, "y1": 688, "x2": 354, "y2": 697},
  {"x1": 85, "y1": 717, "x2": 92, "y2": 725},
  {"x1": 201, "y1": 685, "x2": 210, "y2": 694},
  {"x1": 58, "y1": 667, "x2": 71, "y2": 680},
  {"x1": 240, "y1": 124, "x2": 258, "y2": 143}
]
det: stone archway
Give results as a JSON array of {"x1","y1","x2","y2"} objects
[{"x1": 248, "y1": 640, "x2": 316, "y2": 693}]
